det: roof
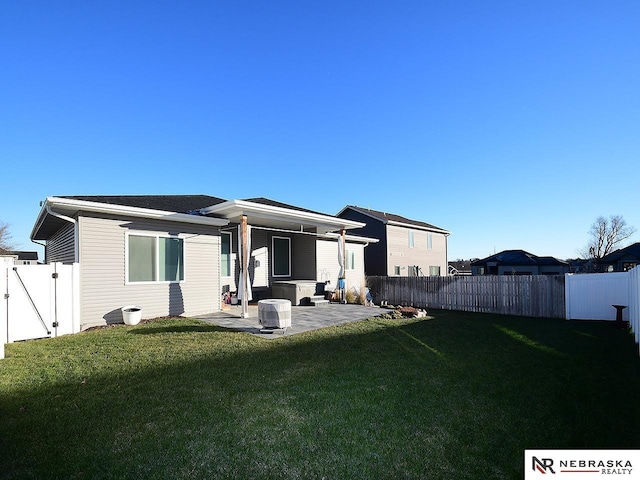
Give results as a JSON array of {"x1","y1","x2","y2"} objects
[
  {"x1": 59, "y1": 195, "x2": 227, "y2": 213},
  {"x1": 472, "y1": 250, "x2": 568, "y2": 267},
  {"x1": 32, "y1": 195, "x2": 230, "y2": 240},
  {"x1": 339, "y1": 205, "x2": 449, "y2": 234},
  {"x1": 201, "y1": 198, "x2": 365, "y2": 234},
  {"x1": 1, "y1": 251, "x2": 38, "y2": 261},
  {"x1": 243, "y1": 197, "x2": 327, "y2": 217},
  {"x1": 32, "y1": 195, "x2": 367, "y2": 241},
  {"x1": 601, "y1": 242, "x2": 640, "y2": 262}
]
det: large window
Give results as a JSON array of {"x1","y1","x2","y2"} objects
[
  {"x1": 128, "y1": 234, "x2": 184, "y2": 283},
  {"x1": 429, "y1": 266, "x2": 441, "y2": 277},
  {"x1": 272, "y1": 236, "x2": 291, "y2": 277},
  {"x1": 221, "y1": 232, "x2": 231, "y2": 277},
  {"x1": 408, "y1": 231, "x2": 415, "y2": 248}
]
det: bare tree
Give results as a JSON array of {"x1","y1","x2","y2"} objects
[
  {"x1": 0, "y1": 221, "x2": 16, "y2": 254},
  {"x1": 582, "y1": 215, "x2": 636, "y2": 261}
]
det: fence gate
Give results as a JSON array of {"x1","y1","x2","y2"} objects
[{"x1": 1, "y1": 263, "x2": 79, "y2": 356}]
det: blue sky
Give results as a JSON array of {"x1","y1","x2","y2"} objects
[{"x1": 2, "y1": 1, "x2": 639, "y2": 261}]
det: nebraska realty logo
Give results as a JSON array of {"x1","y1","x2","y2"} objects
[{"x1": 525, "y1": 450, "x2": 640, "y2": 479}]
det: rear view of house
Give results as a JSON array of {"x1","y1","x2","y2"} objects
[{"x1": 31, "y1": 195, "x2": 374, "y2": 330}]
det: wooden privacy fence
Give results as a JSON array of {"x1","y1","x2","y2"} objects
[{"x1": 366, "y1": 275, "x2": 566, "y2": 318}]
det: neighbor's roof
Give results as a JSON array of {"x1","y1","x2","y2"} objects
[
  {"x1": 472, "y1": 250, "x2": 568, "y2": 266},
  {"x1": 339, "y1": 205, "x2": 449, "y2": 234},
  {"x1": 1, "y1": 251, "x2": 39, "y2": 261},
  {"x1": 601, "y1": 242, "x2": 640, "y2": 262}
]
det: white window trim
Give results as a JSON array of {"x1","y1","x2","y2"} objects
[
  {"x1": 272, "y1": 236, "x2": 291, "y2": 277},
  {"x1": 346, "y1": 249, "x2": 355, "y2": 270},
  {"x1": 125, "y1": 231, "x2": 186, "y2": 285},
  {"x1": 220, "y1": 231, "x2": 232, "y2": 280}
]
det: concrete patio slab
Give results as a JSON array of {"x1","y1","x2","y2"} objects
[{"x1": 195, "y1": 303, "x2": 382, "y2": 338}]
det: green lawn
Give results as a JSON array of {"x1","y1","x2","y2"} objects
[{"x1": 1, "y1": 310, "x2": 639, "y2": 479}]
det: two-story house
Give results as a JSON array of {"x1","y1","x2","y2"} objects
[{"x1": 337, "y1": 206, "x2": 449, "y2": 276}]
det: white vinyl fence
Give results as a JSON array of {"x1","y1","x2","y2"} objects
[
  {"x1": 565, "y1": 272, "x2": 630, "y2": 321},
  {"x1": 565, "y1": 268, "x2": 640, "y2": 355},
  {"x1": 1, "y1": 263, "x2": 80, "y2": 359}
]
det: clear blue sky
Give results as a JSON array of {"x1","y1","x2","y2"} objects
[{"x1": 2, "y1": 1, "x2": 639, "y2": 261}]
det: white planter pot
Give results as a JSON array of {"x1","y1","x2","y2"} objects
[{"x1": 121, "y1": 306, "x2": 142, "y2": 326}]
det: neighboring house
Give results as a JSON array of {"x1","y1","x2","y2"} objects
[
  {"x1": 471, "y1": 250, "x2": 569, "y2": 275},
  {"x1": 0, "y1": 251, "x2": 38, "y2": 265},
  {"x1": 336, "y1": 206, "x2": 450, "y2": 277},
  {"x1": 448, "y1": 259, "x2": 475, "y2": 276},
  {"x1": 31, "y1": 195, "x2": 375, "y2": 330},
  {"x1": 600, "y1": 242, "x2": 640, "y2": 272}
]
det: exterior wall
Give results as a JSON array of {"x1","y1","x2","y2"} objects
[
  {"x1": 337, "y1": 209, "x2": 387, "y2": 275},
  {"x1": 45, "y1": 222, "x2": 76, "y2": 264},
  {"x1": 316, "y1": 239, "x2": 366, "y2": 292},
  {"x1": 385, "y1": 224, "x2": 448, "y2": 277},
  {"x1": 292, "y1": 234, "x2": 317, "y2": 279},
  {"x1": 226, "y1": 226, "x2": 317, "y2": 298},
  {"x1": 77, "y1": 214, "x2": 220, "y2": 329}
]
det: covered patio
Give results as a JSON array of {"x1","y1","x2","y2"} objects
[{"x1": 195, "y1": 303, "x2": 381, "y2": 338}]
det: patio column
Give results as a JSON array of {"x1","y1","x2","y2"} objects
[{"x1": 240, "y1": 215, "x2": 249, "y2": 319}]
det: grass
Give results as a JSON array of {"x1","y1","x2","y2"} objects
[{"x1": 1, "y1": 310, "x2": 639, "y2": 479}]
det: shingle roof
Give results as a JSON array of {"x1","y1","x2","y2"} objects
[
  {"x1": 6, "y1": 251, "x2": 38, "y2": 261},
  {"x1": 601, "y1": 242, "x2": 640, "y2": 262},
  {"x1": 243, "y1": 197, "x2": 329, "y2": 217},
  {"x1": 343, "y1": 205, "x2": 448, "y2": 232},
  {"x1": 472, "y1": 250, "x2": 568, "y2": 266},
  {"x1": 60, "y1": 195, "x2": 227, "y2": 213}
]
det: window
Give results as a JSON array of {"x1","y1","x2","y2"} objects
[
  {"x1": 272, "y1": 236, "x2": 291, "y2": 277},
  {"x1": 346, "y1": 249, "x2": 355, "y2": 270},
  {"x1": 221, "y1": 232, "x2": 231, "y2": 277},
  {"x1": 408, "y1": 231, "x2": 415, "y2": 248},
  {"x1": 427, "y1": 233, "x2": 433, "y2": 250},
  {"x1": 128, "y1": 234, "x2": 184, "y2": 283},
  {"x1": 429, "y1": 266, "x2": 441, "y2": 277},
  {"x1": 394, "y1": 265, "x2": 401, "y2": 276}
]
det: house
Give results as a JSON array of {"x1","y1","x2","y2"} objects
[
  {"x1": 0, "y1": 251, "x2": 38, "y2": 265},
  {"x1": 448, "y1": 259, "x2": 475, "y2": 276},
  {"x1": 600, "y1": 242, "x2": 640, "y2": 272},
  {"x1": 471, "y1": 250, "x2": 569, "y2": 275},
  {"x1": 30, "y1": 195, "x2": 376, "y2": 330},
  {"x1": 336, "y1": 206, "x2": 450, "y2": 277}
]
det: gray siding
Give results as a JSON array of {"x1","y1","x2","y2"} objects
[
  {"x1": 45, "y1": 222, "x2": 76, "y2": 264},
  {"x1": 78, "y1": 214, "x2": 220, "y2": 329},
  {"x1": 292, "y1": 234, "x2": 316, "y2": 279}
]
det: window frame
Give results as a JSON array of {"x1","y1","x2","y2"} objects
[
  {"x1": 427, "y1": 233, "x2": 433, "y2": 250},
  {"x1": 408, "y1": 230, "x2": 415, "y2": 248},
  {"x1": 220, "y1": 231, "x2": 232, "y2": 279},
  {"x1": 346, "y1": 249, "x2": 355, "y2": 270},
  {"x1": 125, "y1": 232, "x2": 185, "y2": 284},
  {"x1": 272, "y1": 236, "x2": 291, "y2": 277}
]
